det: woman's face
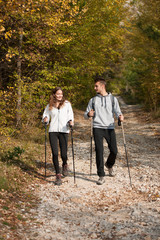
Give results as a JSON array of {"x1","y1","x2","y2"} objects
[{"x1": 55, "y1": 90, "x2": 63, "y2": 101}]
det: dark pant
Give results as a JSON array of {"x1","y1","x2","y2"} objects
[
  {"x1": 49, "y1": 132, "x2": 68, "y2": 174},
  {"x1": 93, "y1": 128, "x2": 118, "y2": 177}
]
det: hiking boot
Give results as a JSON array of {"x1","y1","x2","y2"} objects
[
  {"x1": 62, "y1": 164, "x2": 68, "y2": 177},
  {"x1": 105, "y1": 162, "x2": 115, "y2": 177},
  {"x1": 96, "y1": 177, "x2": 105, "y2": 185},
  {"x1": 55, "y1": 174, "x2": 62, "y2": 185},
  {"x1": 105, "y1": 165, "x2": 115, "y2": 177},
  {"x1": 108, "y1": 167, "x2": 114, "y2": 177}
]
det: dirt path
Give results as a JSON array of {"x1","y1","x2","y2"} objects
[{"x1": 20, "y1": 99, "x2": 160, "y2": 240}]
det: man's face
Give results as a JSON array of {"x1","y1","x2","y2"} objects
[{"x1": 94, "y1": 81, "x2": 104, "y2": 94}]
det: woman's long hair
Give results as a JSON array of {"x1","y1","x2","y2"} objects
[{"x1": 49, "y1": 87, "x2": 65, "y2": 110}]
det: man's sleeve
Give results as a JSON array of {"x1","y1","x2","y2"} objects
[
  {"x1": 84, "y1": 99, "x2": 93, "y2": 119},
  {"x1": 114, "y1": 97, "x2": 122, "y2": 118}
]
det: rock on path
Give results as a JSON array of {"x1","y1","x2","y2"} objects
[{"x1": 20, "y1": 99, "x2": 160, "y2": 240}]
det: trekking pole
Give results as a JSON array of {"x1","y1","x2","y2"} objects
[
  {"x1": 90, "y1": 117, "x2": 93, "y2": 175},
  {"x1": 70, "y1": 126, "x2": 76, "y2": 184},
  {"x1": 44, "y1": 122, "x2": 47, "y2": 178},
  {"x1": 118, "y1": 119, "x2": 132, "y2": 188}
]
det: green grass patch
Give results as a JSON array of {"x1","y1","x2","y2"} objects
[
  {"x1": 2, "y1": 221, "x2": 10, "y2": 226},
  {"x1": 17, "y1": 214, "x2": 26, "y2": 221},
  {"x1": 0, "y1": 175, "x2": 9, "y2": 191},
  {"x1": 2, "y1": 206, "x2": 9, "y2": 210}
]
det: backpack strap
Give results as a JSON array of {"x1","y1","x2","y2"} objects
[
  {"x1": 92, "y1": 94, "x2": 115, "y2": 112},
  {"x1": 92, "y1": 97, "x2": 95, "y2": 111},
  {"x1": 109, "y1": 93, "x2": 115, "y2": 113}
]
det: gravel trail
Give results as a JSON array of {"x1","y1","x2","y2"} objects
[{"x1": 20, "y1": 99, "x2": 160, "y2": 240}]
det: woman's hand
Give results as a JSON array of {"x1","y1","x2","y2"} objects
[
  {"x1": 43, "y1": 117, "x2": 48, "y2": 123},
  {"x1": 68, "y1": 120, "x2": 74, "y2": 127}
]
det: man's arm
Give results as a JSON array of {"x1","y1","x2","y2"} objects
[
  {"x1": 84, "y1": 98, "x2": 95, "y2": 119},
  {"x1": 114, "y1": 97, "x2": 124, "y2": 121}
]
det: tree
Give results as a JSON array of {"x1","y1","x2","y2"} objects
[
  {"x1": 121, "y1": 0, "x2": 160, "y2": 111},
  {"x1": 0, "y1": 0, "x2": 80, "y2": 127},
  {"x1": 0, "y1": 0, "x2": 128, "y2": 133}
]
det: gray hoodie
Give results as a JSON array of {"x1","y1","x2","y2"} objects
[{"x1": 84, "y1": 93, "x2": 122, "y2": 129}]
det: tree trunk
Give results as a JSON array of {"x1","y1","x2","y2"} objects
[{"x1": 16, "y1": 28, "x2": 23, "y2": 128}]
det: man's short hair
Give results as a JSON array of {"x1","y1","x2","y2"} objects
[{"x1": 94, "y1": 77, "x2": 106, "y2": 86}]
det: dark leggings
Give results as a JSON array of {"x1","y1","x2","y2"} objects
[
  {"x1": 93, "y1": 128, "x2": 118, "y2": 177},
  {"x1": 49, "y1": 132, "x2": 68, "y2": 174}
]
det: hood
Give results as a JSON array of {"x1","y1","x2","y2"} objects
[{"x1": 96, "y1": 93, "x2": 111, "y2": 107}]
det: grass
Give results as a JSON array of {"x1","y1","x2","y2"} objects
[
  {"x1": 0, "y1": 174, "x2": 9, "y2": 192},
  {"x1": 2, "y1": 221, "x2": 10, "y2": 226},
  {"x1": 0, "y1": 125, "x2": 46, "y2": 239},
  {"x1": 0, "y1": 126, "x2": 46, "y2": 190}
]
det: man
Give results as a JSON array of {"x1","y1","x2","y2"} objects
[{"x1": 84, "y1": 78, "x2": 124, "y2": 185}]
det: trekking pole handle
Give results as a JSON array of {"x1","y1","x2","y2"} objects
[
  {"x1": 68, "y1": 120, "x2": 73, "y2": 129},
  {"x1": 43, "y1": 116, "x2": 48, "y2": 123},
  {"x1": 118, "y1": 117, "x2": 121, "y2": 126},
  {"x1": 69, "y1": 124, "x2": 73, "y2": 132}
]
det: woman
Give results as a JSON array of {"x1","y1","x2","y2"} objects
[{"x1": 43, "y1": 87, "x2": 74, "y2": 185}]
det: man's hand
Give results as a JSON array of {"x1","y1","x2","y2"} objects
[
  {"x1": 119, "y1": 115, "x2": 124, "y2": 122},
  {"x1": 88, "y1": 109, "x2": 95, "y2": 117}
]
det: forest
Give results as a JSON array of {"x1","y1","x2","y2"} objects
[{"x1": 0, "y1": 0, "x2": 160, "y2": 135}]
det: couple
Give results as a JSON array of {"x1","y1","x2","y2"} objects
[{"x1": 43, "y1": 78, "x2": 124, "y2": 186}]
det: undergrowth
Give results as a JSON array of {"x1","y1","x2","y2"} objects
[
  {"x1": 0, "y1": 125, "x2": 46, "y2": 191},
  {"x1": 0, "y1": 125, "x2": 46, "y2": 239}
]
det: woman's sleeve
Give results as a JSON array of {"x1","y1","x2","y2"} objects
[
  {"x1": 67, "y1": 102, "x2": 74, "y2": 122},
  {"x1": 42, "y1": 104, "x2": 50, "y2": 123}
]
